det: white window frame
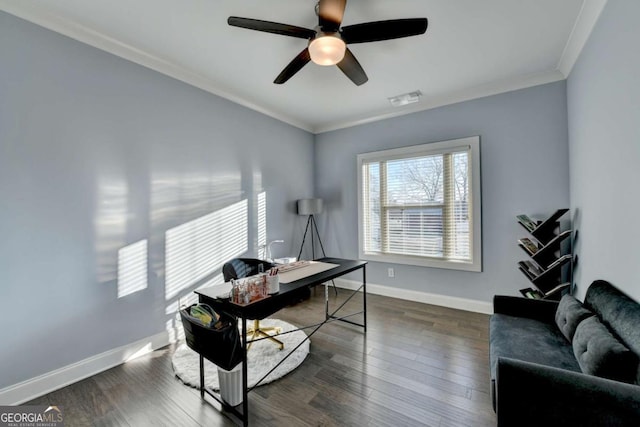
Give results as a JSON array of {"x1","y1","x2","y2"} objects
[{"x1": 357, "y1": 136, "x2": 482, "y2": 272}]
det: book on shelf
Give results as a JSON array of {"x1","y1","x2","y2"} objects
[
  {"x1": 518, "y1": 237, "x2": 539, "y2": 254},
  {"x1": 519, "y1": 260, "x2": 543, "y2": 276},
  {"x1": 516, "y1": 214, "x2": 537, "y2": 232},
  {"x1": 520, "y1": 287, "x2": 543, "y2": 299}
]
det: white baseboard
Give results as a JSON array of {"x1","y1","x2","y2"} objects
[
  {"x1": 0, "y1": 330, "x2": 170, "y2": 405},
  {"x1": 334, "y1": 278, "x2": 493, "y2": 315},
  {"x1": 0, "y1": 283, "x2": 491, "y2": 405}
]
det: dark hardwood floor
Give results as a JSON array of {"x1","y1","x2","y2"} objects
[{"x1": 27, "y1": 288, "x2": 496, "y2": 426}]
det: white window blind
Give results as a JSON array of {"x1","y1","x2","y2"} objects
[{"x1": 358, "y1": 136, "x2": 481, "y2": 271}]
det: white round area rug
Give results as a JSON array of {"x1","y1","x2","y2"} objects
[{"x1": 172, "y1": 318, "x2": 309, "y2": 391}]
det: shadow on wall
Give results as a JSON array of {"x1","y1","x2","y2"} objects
[{"x1": 94, "y1": 171, "x2": 269, "y2": 343}]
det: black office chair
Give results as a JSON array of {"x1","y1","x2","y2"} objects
[{"x1": 222, "y1": 258, "x2": 283, "y2": 350}]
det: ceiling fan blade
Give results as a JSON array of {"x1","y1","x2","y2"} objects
[
  {"x1": 228, "y1": 17, "x2": 315, "y2": 39},
  {"x1": 318, "y1": 0, "x2": 347, "y2": 32},
  {"x1": 337, "y1": 48, "x2": 368, "y2": 86},
  {"x1": 274, "y1": 48, "x2": 312, "y2": 84},
  {"x1": 341, "y1": 18, "x2": 428, "y2": 44}
]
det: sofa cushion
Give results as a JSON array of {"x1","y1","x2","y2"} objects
[
  {"x1": 490, "y1": 314, "x2": 581, "y2": 381},
  {"x1": 572, "y1": 316, "x2": 638, "y2": 383},
  {"x1": 584, "y1": 280, "x2": 640, "y2": 384},
  {"x1": 555, "y1": 294, "x2": 594, "y2": 342}
]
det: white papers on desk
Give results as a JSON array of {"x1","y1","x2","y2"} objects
[
  {"x1": 278, "y1": 261, "x2": 339, "y2": 284},
  {"x1": 197, "y1": 283, "x2": 233, "y2": 300}
]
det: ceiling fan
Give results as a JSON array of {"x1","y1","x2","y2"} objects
[{"x1": 228, "y1": 0, "x2": 428, "y2": 86}]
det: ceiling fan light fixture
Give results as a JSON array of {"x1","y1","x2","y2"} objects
[
  {"x1": 228, "y1": 2, "x2": 428, "y2": 85},
  {"x1": 309, "y1": 34, "x2": 346, "y2": 66}
]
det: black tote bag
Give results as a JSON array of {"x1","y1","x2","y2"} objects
[{"x1": 179, "y1": 306, "x2": 242, "y2": 371}]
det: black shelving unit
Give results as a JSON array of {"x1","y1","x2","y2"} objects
[{"x1": 516, "y1": 209, "x2": 572, "y2": 300}]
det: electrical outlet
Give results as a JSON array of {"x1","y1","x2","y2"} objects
[{"x1": 387, "y1": 268, "x2": 395, "y2": 278}]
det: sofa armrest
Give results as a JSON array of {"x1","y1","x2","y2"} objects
[
  {"x1": 496, "y1": 357, "x2": 640, "y2": 426},
  {"x1": 493, "y1": 295, "x2": 558, "y2": 323}
]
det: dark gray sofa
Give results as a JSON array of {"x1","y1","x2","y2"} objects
[{"x1": 490, "y1": 280, "x2": 640, "y2": 426}]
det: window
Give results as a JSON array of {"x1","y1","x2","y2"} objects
[{"x1": 357, "y1": 136, "x2": 481, "y2": 271}]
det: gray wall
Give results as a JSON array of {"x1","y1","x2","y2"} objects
[
  {"x1": 567, "y1": 0, "x2": 640, "y2": 302},
  {"x1": 3, "y1": 2, "x2": 603, "y2": 391},
  {"x1": 0, "y1": 12, "x2": 314, "y2": 389},
  {"x1": 315, "y1": 81, "x2": 570, "y2": 302}
]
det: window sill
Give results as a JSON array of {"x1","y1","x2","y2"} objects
[{"x1": 359, "y1": 251, "x2": 482, "y2": 272}]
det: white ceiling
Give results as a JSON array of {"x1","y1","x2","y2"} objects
[{"x1": 0, "y1": 0, "x2": 607, "y2": 133}]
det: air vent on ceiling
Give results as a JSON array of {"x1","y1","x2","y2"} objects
[{"x1": 388, "y1": 90, "x2": 422, "y2": 107}]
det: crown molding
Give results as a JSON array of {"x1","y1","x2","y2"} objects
[
  {"x1": 312, "y1": 69, "x2": 566, "y2": 134},
  {"x1": 557, "y1": 0, "x2": 608, "y2": 77},
  {"x1": 0, "y1": 1, "x2": 313, "y2": 133},
  {"x1": 1, "y1": 1, "x2": 602, "y2": 136}
]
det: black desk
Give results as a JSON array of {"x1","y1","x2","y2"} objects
[{"x1": 195, "y1": 257, "x2": 367, "y2": 426}]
